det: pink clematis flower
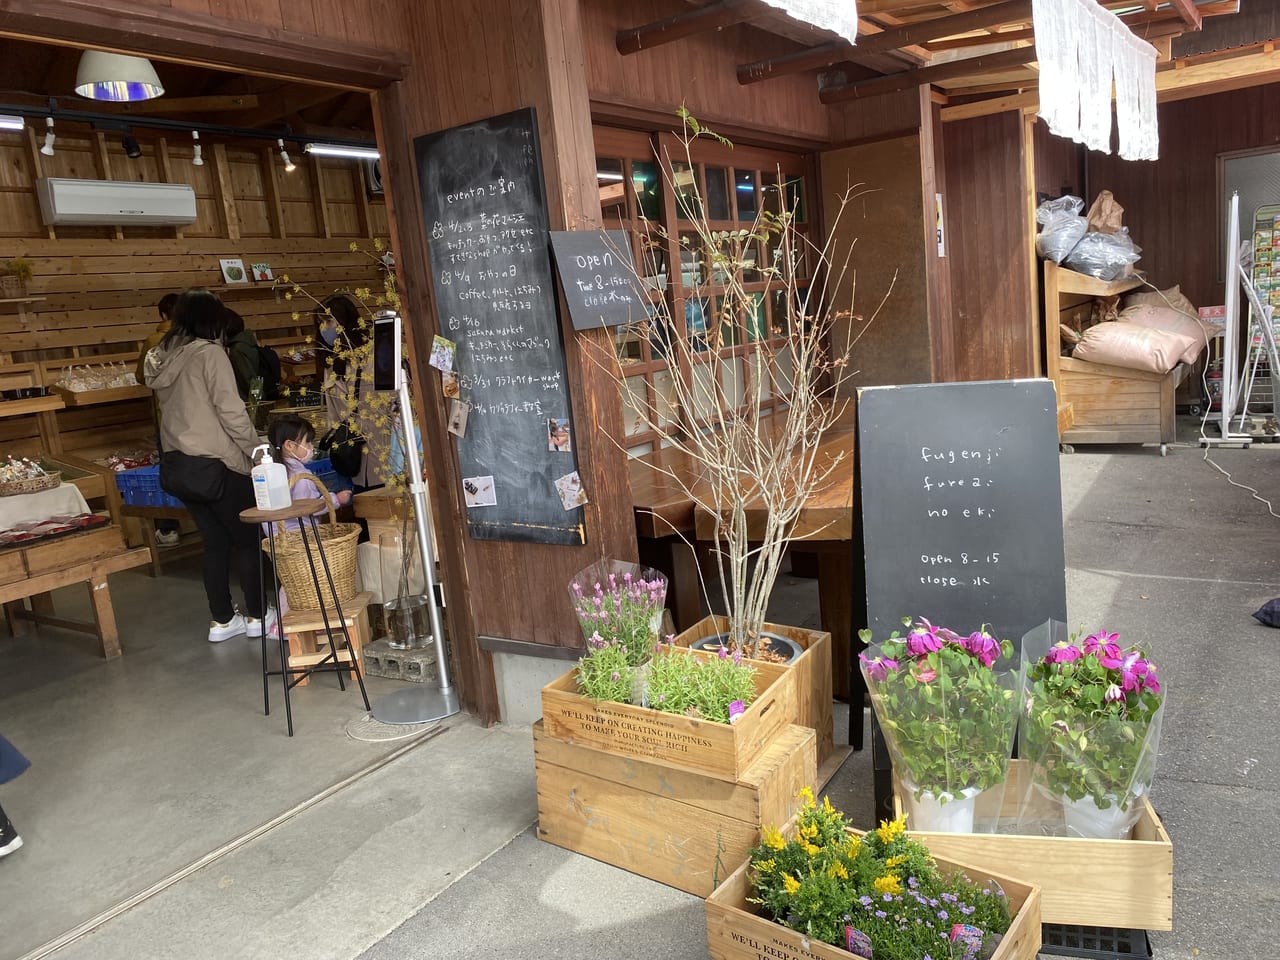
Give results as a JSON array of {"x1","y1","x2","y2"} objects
[
  {"x1": 906, "y1": 622, "x2": 946, "y2": 657},
  {"x1": 1044, "y1": 642, "x2": 1083, "y2": 665},
  {"x1": 859, "y1": 653, "x2": 899, "y2": 683},
  {"x1": 1104, "y1": 682, "x2": 1124, "y2": 704},
  {"x1": 964, "y1": 631, "x2": 1002, "y2": 668},
  {"x1": 913, "y1": 664, "x2": 937, "y2": 683},
  {"x1": 1119, "y1": 651, "x2": 1148, "y2": 692},
  {"x1": 1082, "y1": 630, "x2": 1122, "y2": 662}
]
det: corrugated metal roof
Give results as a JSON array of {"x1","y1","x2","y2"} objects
[{"x1": 1173, "y1": 2, "x2": 1280, "y2": 57}]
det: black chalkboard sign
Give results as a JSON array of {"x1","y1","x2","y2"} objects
[
  {"x1": 549, "y1": 230, "x2": 645, "y2": 331},
  {"x1": 415, "y1": 107, "x2": 585, "y2": 546},
  {"x1": 858, "y1": 379, "x2": 1067, "y2": 645}
]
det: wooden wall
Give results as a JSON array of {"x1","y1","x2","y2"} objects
[
  {"x1": 1088, "y1": 83, "x2": 1280, "y2": 311},
  {"x1": 941, "y1": 110, "x2": 1036, "y2": 382},
  {"x1": 0, "y1": 125, "x2": 389, "y2": 456},
  {"x1": 1033, "y1": 119, "x2": 1083, "y2": 201},
  {"x1": 820, "y1": 134, "x2": 935, "y2": 391},
  {"x1": 580, "y1": 0, "x2": 833, "y2": 145}
]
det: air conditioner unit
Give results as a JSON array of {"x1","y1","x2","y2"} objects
[{"x1": 36, "y1": 178, "x2": 198, "y2": 226}]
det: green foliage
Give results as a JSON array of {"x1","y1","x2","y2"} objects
[
  {"x1": 644, "y1": 648, "x2": 756, "y2": 723},
  {"x1": 749, "y1": 790, "x2": 1013, "y2": 958},
  {"x1": 576, "y1": 642, "x2": 636, "y2": 704},
  {"x1": 0, "y1": 257, "x2": 33, "y2": 281}
]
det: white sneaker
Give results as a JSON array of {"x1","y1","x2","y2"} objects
[
  {"x1": 208, "y1": 614, "x2": 247, "y2": 643},
  {"x1": 0, "y1": 832, "x2": 21, "y2": 857},
  {"x1": 245, "y1": 608, "x2": 279, "y2": 639},
  {"x1": 155, "y1": 529, "x2": 180, "y2": 547}
]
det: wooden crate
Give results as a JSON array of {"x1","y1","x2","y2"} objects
[
  {"x1": 541, "y1": 650, "x2": 797, "y2": 783},
  {"x1": 706, "y1": 840, "x2": 1042, "y2": 960},
  {"x1": 535, "y1": 720, "x2": 816, "y2": 898},
  {"x1": 675, "y1": 615, "x2": 837, "y2": 779},
  {"x1": 21, "y1": 525, "x2": 126, "y2": 577},
  {"x1": 895, "y1": 759, "x2": 1173, "y2": 930},
  {"x1": 0, "y1": 549, "x2": 26, "y2": 586}
]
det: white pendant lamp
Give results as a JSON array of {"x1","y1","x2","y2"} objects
[{"x1": 74, "y1": 51, "x2": 164, "y2": 102}]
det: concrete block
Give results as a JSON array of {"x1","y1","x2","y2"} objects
[{"x1": 361, "y1": 638, "x2": 438, "y2": 683}]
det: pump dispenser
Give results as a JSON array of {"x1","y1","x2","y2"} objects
[{"x1": 251, "y1": 444, "x2": 291, "y2": 511}]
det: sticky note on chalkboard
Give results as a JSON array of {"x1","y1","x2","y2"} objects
[
  {"x1": 429, "y1": 335, "x2": 456, "y2": 373},
  {"x1": 554, "y1": 471, "x2": 588, "y2": 510},
  {"x1": 549, "y1": 230, "x2": 646, "y2": 331}
]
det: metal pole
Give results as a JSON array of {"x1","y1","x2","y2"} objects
[{"x1": 371, "y1": 330, "x2": 460, "y2": 724}]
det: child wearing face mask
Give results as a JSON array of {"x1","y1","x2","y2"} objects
[{"x1": 266, "y1": 415, "x2": 353, "y2": 534}]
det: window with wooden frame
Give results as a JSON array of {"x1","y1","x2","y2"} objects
[{"x1": 592, "y1": 126, "x2": 812, "y2": 456}]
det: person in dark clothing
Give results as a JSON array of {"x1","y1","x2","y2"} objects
[
  {"x1": 0, "y1": 735, "x2": 29, "y2": 857},
  {"x1": 140, "y1": 293, "x2": 182, "y2": 546},
  {"x1": 224, "y1": 309, "x2": 264, "y2": 402}
]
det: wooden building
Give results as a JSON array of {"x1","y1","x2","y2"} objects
[{"x1": 0, "y1": 0, "x2": 1269, "y2": 723}]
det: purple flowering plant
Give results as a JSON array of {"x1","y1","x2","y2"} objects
[
  {"x1": 858, "y1": 618, "x2": 1019, "y2": 802},
  {"x1": 1021, "y1": 625, "x2": 1164, "y2": 812},
  {"x1": 747, "y1": 789, "x2": 1012, "y2": 958},
  {"x1": 569, "y1": 560, "x2": 668, "y2": 669}
]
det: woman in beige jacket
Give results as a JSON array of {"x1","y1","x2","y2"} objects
[{"x1": 145, "y1": 289, "x2": 273, "y2": 643}]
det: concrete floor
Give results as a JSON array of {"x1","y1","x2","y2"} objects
[{"x1": 3, "y1": 420, "x2": 1279, "y2": 960}]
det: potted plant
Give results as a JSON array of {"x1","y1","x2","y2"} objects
[
  {"x1": 859, "y1": 618, "x2": 1019, "y2": 834},
  {"x1": 704, "y1": 786, "x2": 1041, "y2": 960},
  {"x1": 1020, "y1": 622, "x2": 1164, "y2": 840},
  {"x1": 569, "y1": 560, "x2": 667, "y2": 665},
  {"x1": 0, "y1": 257, "x2": 33, "y2": 298}
]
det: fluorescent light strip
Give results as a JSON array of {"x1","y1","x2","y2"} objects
[
  {"x1": 304, "y1": 142, "x2": 380, "y2": 160},
  {"x1": 0, "y1": 115, "x2": 24, "y2": 131}
]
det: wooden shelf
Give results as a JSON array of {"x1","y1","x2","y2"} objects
[
  {"x1": 51, "y1": 384, "x2": 151, "y2": 407},
  {"x1": 0, "y1": 395, "x2": 65, "y2": 417},
  {"x1": 0, "y1": 296, "x2": 46, "y2": 305},
  {"x1": 1053, "y1": 267, "x2": 1144, "y2": 298}
]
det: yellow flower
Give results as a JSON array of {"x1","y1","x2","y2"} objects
[
  {"x1": 875, "y1": 814, "x2": 907, "y2": 844},
  {"x1": 822, "y1": 795, "x2": 836, "y2": 815},
  {"x1": 798, "y1": 822, "x2": 817, "y2": 841},
  {"x1": 349, "y1": 241, "x2": 359, "y2": 252},
  {"x1": 885, "y1": 855, "x2": 908, "y2": 869},
  {"x1": 291, "y1": 312, "x2": 300, "y2": 321},
  {"x1": 845, "y1": 836, "x2": 861, "y2": 858},
  {"x1": 754, "y1": 858, "x2": 775, "y2": 873},
  {"x1": 827, "y1": 862, "x2": 848, "y2": 881},
  {"x1": 279, "y1": 274, "x2": 290, "y2": 284},
  {"x1": 761, "y1": 825, "x2": 785, "y2": 850},
  {"x1": 873, "y1": 874, "x2": 901, "y2": 896},
  {"x1": 798, "y1": 786, "x2": 815, "y2": 810},
  {"x1": 284, "y1": 292, "x2": 293, "y2": 300},
  {"x1": 781, "y1": 873, "x2": 800, "y2": 895},
  {"x1": 802, "y1": 842, "x2": 820, "y2": 857},
  {"x1": 373, "y1": 237, "x2": 385, "y2": 251}
]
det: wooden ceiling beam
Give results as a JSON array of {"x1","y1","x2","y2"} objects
[
  {"x1": 820, "y1": 44, "x2": 1038, "y2": 102},
  {"x1": 231, "y1": 84, "x2": 346, "y2": 129},
  {"x1": 1166, "y1": 0, "x2": 1203, "y2": 30},
  {"x1": 617, "y1": 0, "x2": 763, "y2": 55},
  {"x1": 94, "y1": 94, "x2": 261, "y2": 115},
  {"x1": 738, "y1": 0, "x2": 1031, "y2": 83}
]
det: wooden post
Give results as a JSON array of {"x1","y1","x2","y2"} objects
[
  {"x1": 261, "y1": 145, "x2": 287, "y2": 239},
  {"x1": 88, "y1": 577, "x2": 122, "y2": 659},
  {"x1": 24, "y1": 126, "x2": 56, "y2": 240},
  {"x1": 92, "y1": 132, "x2": 126, "y2": 241},
  {"x1": 310, "y1": 155, "x2": 332, "y2": 239},
  {"x1": 155, "y1": 136, "x2": 185, "y2": 240},
  {"x1": 211, "y1": 143, "x2": 242, "y2": 242}
]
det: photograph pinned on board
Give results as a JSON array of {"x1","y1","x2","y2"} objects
[
  {"x1": 547, "y1": 418, "x2": 572, "y2": 452},
  {"x1": 441, "y1": 370, "x2": 460, "y2": 399},
  {"x1": 447, "y1": 399, "x2": 470, "y2": 438},
  {"x1": 429, "y1": 335, "x2": 457, "y2": 373},
  {"x1": 554, "y1": 471, "x2": 588, "y2": 511},
  {"x1": 250, "y1": 262, "x2": 274, "y2": 282},
  {"x1": 219, "y1": 258, "x2": 248, "y2": 284},
  {"x1": 462, "y1": 475, "x2": 496, "y2": 508}
]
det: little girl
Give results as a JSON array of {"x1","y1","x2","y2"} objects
[{"x1": 263, "y1": 415, "x2": 354, "y2": 628}]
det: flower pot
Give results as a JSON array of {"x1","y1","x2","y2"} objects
[
  {"x1": 1061, "y1": 792, "x2": 1135, "y2": 840},
  {"x1": 689, "y1": 631, "x2": 802, "y2": 665},
  {"x1": 0, "y1": 275, "x2": 24, "y2": 298},
  {"x1": 902, "y1": 785, "x2": 981, "y2": 834}
]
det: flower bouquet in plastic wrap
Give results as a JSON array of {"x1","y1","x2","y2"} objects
[
  {"x1": 1018, "y1": 621, "x2": 1164, "y2": 839},
  {"x1": 568, "y1": 560, "x2": 669, "y2": 702},
  {"x1": 860, "y1": 618, "x2": 1020, "y2": 834}
]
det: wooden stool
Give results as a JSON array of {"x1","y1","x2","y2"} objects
[{"x1": 283, "y1": 591, "x2": 373, "y2": 688}]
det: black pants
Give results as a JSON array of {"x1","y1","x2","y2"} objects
[{"x1": 184, "y1": 470, "x2": 263, "y2": 622}]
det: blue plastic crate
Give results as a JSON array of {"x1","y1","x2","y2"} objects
[
  {"x1": 307, "y1": 456, "x2": 352, "y2": 495},
  {"x1": 115, "y1": 465, "x2": 184, "y2": 509}
]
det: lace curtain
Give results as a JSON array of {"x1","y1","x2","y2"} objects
[
  {"x1": 1033, "y1": 0, "x2": 1159, "y2": 160},
  {"x1": 759, "y1": 0, "x2": 860, "y2": 45}
]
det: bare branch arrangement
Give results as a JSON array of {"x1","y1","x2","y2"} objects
[{"x1": 591, "y1": 111, "x2": 884, "y2": 656}]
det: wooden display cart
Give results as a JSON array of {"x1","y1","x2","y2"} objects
[{"x1": 1044, "y1": 262, "x2": 1190, "y2": 455}]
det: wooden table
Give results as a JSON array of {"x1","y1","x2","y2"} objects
[
  {"x1": 0, "y1": 525, "x2": 150, "y2": 658},
  {"x1": 628, "y1": 408, "x2": 865, "y2": 744}
]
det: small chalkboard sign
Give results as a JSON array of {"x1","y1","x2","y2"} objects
[
  {"x1": 858, "y1": 379, "x2": 1067, "y2": 645},
  {"x1": 415, "y1": 107, "x2": 585, "y2": 546},
  {"x1": 549, "y1": 230, "x2": 645, "y2": 331}
]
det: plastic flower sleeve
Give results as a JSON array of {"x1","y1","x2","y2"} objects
[
  {"x1": 1016, "y1": 620, "x2": 1166, "y2": 840},
  {"x1": 859, "y1": 620, "x2": 1020, "y2": 834},
  {"x1": 567, "y1": 559, "x2": 668, "y2": 665}
]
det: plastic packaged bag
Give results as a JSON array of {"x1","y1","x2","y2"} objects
[
  {"x1": 1035, "y1": 195, "x2": 1088, "y2": 264},
  {"x1": 1063, "y1": 227, "x2": 1142, "y2": 280}
]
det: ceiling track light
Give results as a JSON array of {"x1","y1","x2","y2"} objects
[
  {"x1": 39, "y1": 117, "x2": 54, "y2": 157},
  {"x1": 277, "y1": 138, "x2": 296, "y2": 173},
  {"x1": 191, "y1": 130, "x2": 203, "y2": 167},
  {"x1": 304, "y1": 142, "x2": 380, "y2": 161},
  {"x1": 121, "y1": 133, "x2": 142, "y2": 159}
]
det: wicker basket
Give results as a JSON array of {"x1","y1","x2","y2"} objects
[
  {"x1": 263, "y1": 472, "x2": 360, "y2": 610},
  {"x1": 0, "y1": 274, "x2": 26, "y2": 298},
  {"x1": 0, "y1": 472, "x2": 60, "y2": 497}
]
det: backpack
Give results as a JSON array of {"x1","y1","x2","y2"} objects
[{"x1": 257, "y1": 345, "x2": 282, "y2": 400}]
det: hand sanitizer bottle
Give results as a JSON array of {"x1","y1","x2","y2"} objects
[{"x1": 251, "y1": 444, "x2": 291, "y2": 510}]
